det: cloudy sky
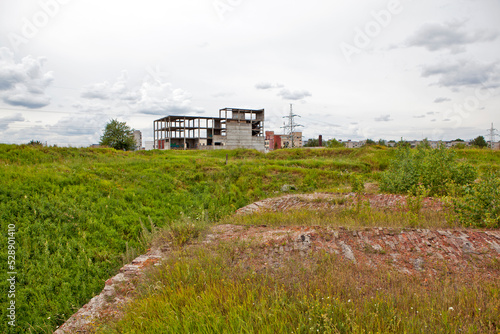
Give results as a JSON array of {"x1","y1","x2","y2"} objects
[{"x1": 0, "y1": 0, "x2": 499, "y2": 146}]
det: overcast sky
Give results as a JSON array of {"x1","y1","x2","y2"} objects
[{"x1": 0, "y1": 0, "x2": 499, "y2": 146}]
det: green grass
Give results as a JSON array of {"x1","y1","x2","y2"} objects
[
  {"x1": 0, "y1": 144, "x2": 499, "y2": 333},
  {"x1": 0, "y1": 145, "x2": 370, "y2": 333},
  {"x1": 224, "y1": 206, "x2": 456, "y2": 230},
  {"x1": 100, "y1": 241, "x2": 500, "y2": 333}
]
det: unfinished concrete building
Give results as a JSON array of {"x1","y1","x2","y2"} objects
[{"x1": 153, "y1": 108, "x2": 265, "y2": 151}]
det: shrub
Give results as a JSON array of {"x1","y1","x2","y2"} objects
[
  {"x1": 380, "y1": 145, "x2": 476, "y2": 196},
  {"x1": 453, "y1": 171, "x2": 500, "y2": 228}
]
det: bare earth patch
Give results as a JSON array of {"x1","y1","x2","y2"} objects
[
  {"x1": 235, "y1": 192, "x2": 444, "y2": 214},
  {"x1": 55, "y1": 193, "x2": 500, "y2": 333}
]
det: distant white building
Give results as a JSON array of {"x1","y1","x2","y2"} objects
[
  {"x1": 144, "y1": 141, "x2": 154, "y2": 150},
  {"x1": 490, "y1": 141, "x2": 500, "y2": 150},
  {"x1": 344, "y1": 140, "x2": 365, "y2": 148},
  {"x1": 133, "y1": 130, "x2": 142, "y2": 150}
]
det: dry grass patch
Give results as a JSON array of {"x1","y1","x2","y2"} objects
[{"x1": 99, "y1": 240, "x2": 500, "y2": 334}]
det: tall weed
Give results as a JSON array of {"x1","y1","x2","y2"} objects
[
  {"x1": 380, "y1": 145, "x2": 476, "y2": 196},
  {"x1": 454, "y1": 171, "x2": 500, "y2": 228}
]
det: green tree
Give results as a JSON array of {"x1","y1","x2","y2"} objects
[
  {"x1": 453, "y1": 143, "x2": 467, "y2": 149},
  {"x1": 326, "y1": 138, "x2": 344, "y2": 148},
  {"x1": 100, "y1": 119, "x2": 136, "y2": 151},
  {"x1": 417, "y1": 138, "x2": 431, "y2": 149},
  {"x1": 304, "y1": 138, "x2": 319, "y2": 147},
  {"x1": 471, "y1": 136, "x2": 487, "y2": 148},
  {"x1": 27, "y1": 140, "x2": 43, "y2": 146},
  {"x1": 396, "y1": 139, "x2": 410, "y2": 148}
]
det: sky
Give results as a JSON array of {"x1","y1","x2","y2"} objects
[{"x1": 0, "y1": 0, "x2": 499, "y2": 147}]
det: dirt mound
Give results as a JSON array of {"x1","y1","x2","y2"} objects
[
  {"x1": 236, "y1": 192, "x2": 444, "y2": 215},
  {"x1": 209, "y1": 224, "x2": 500, "y2": 277},
  {"x1": 55, "y1": 193, "x2": 499, "y2": 333}
]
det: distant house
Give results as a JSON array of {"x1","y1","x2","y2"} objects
[
  {"x1": 490, "y1": 141, "x2": 500, "y2": 150},
  {"x1": 387, "y1": 141, "x2": 396, "y2": 147},
  {"x1": 265, "y1": 131, "x2": 302, "y2": 150},
  {"x1": 344, "y1": 140, "x2": 365, "y2": 148},
  {"x1": 411, "y1": 140, "x2": 471, "y2": 149}
]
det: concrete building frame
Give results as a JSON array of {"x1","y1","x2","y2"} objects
[{"x1": 153, "y1": 108, "x2": 265, "y2": 151}]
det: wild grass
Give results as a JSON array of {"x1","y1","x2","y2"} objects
[
  {"x1": 100, "y1": 241, "x2": 500, "y2": 333},
  {"x1": 0, "y1": 145, "x2": 366, "y2": 333},
  {"x1": 224, "y1": 205, "x2": 455, "y2": 230},
  {"x1": 0, "y1": 144, "x2": 498, "y2": 333}
]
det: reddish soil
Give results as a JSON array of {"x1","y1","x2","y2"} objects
[
  {"x1": 55, "y1": 193, "x2": 500, "y2": 334},
  {"x1": 235, "y1": 192, "x2": 445, "y2": 214}
]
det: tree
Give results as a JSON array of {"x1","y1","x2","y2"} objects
[
  {"x1": 471, "y1": 136, "x2": 487, "y2": 148},
  {"x1": 303, "y1": 138, "x2": 319, "y2": 147},
  {"x1": 27, "y1": 140, "x2": 43, "y2": 146},
  {"x1": 326, "y1": 138, "x2": 344, "y2": 148},
  {"x1": 365, "y1": 139, "x2": 376, "y2": 146},
  {"x1": 396, "y1": 138, "x2": 410, "y2": 148},
  {"x1": 100, "y1": 119, "x2": 136, "y2": 151},
  {"x1": 417, "y1": 138, "x2": 431, "y2": 149}
]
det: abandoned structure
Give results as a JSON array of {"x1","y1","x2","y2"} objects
[
  {"x1": 265, "y1": 131, "x2": 303, "y2": 150},
  {"x1": 133, "y1": 130, "x2": 142, "y2": 150},
  {"x1": 153, "y1": 108, "x2": 265, "y2": 151}
]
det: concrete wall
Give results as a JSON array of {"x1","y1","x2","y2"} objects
[
  {"x1": 225, "y1": 121, "x2": 265, "y2": 151},
  {"x1": 144, "y1": 141, "x2": 154, "y2": 150}
]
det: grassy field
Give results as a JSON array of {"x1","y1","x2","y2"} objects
[
  {"x1": 0, "y1": 144, "x2": 499, "y2": 333},
  {"x1": 101, "y1": 241, "x2": 500, "y2": 334}
]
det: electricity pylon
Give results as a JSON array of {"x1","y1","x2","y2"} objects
[{"x1": 281, "y1": 104, "x2": 303, "y2": 148}]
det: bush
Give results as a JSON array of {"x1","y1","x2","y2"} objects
[
  {"x1": 380, "y1": 145, "x2": 476, "y2": 196},
  {"x1": 453, "y1": 171, "x2": 500, "y2": 228}
]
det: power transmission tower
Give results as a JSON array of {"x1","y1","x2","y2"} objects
[
  {"x1": 281, "y1": 104, "x2": 303, "y2": 148},
  {"x1": 487, "y1": 123, "x2": 498, "y2": 150}
]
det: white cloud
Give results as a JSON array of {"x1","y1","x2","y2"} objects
[
  {"x1": 80, "y1": 71, "x2": 203, "y2": 115},
  {"x1": 0, "y1": 113, "x2": 25, "y2": 131},
  {"x1": 254, "y1": 82, "x2": 310, "y2": 101},
  {"x1": 374, "y1": 114, "x2": 392, "y2": 122},
  {"x1": 81, "y1": 71, "x2": 138, "y2": 101},
  {"x1": 72, "y1": 101, "x2": 110, "y2": 113},
  {"x1": 0, "y1": 47, "x2": 53, "y2": 108},
  {"x1": 421, "y1": 60, "x2": 499, "y2": 89},
  {"x1": 277, "y1": 88, "x2": 312, "y2": 101},
  {"x1": 255, "y1": 82, "x2": 284, "y2": 90},
  {"x1": 212, "y1": 92, "x2": 235, "y2": 98},
  {"x1": 134, "y1": 81, "x2": 204, "y2": 115},
  {"x1": 47, "y1": 114, "x2": 107, "y2": 137},
  {"x1": 1, "y1": 1, "x2": 499, "y2": 145},
  {"x1": 433, "y1": 97, "x2": 451, "y2": 103},
  {"x1": 407, "y1": 21, "x2": 498, "y2": 54}
]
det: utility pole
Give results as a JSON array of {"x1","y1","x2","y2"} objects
[
  {"x1": 487, "y1": 123, "x2": 498, "y2": 150},
  {"x1": 281, "y1": 104, "x2": 303, "y2": 148}
]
